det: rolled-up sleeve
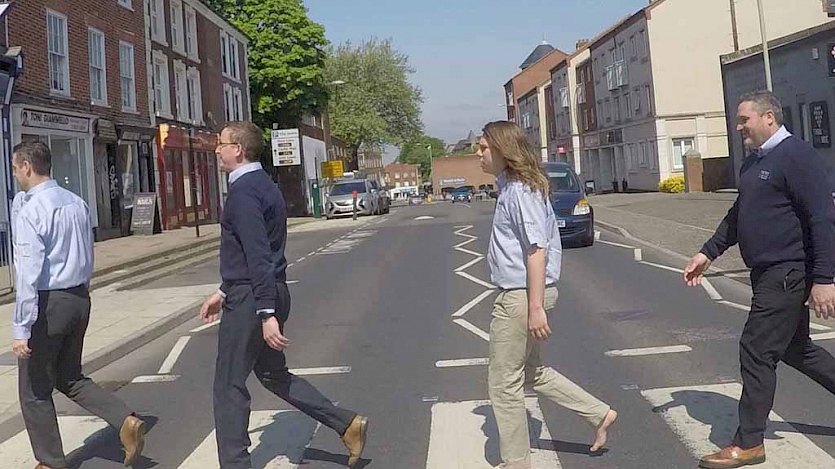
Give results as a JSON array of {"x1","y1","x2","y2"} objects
[
  {"x1": 508, "y1": 189, "x2": 549, "y2": 252},
  {"x1": 13, "y1": 214, "x2": 45, "y2": 340}
]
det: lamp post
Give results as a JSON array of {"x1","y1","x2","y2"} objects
[{"x1": 756, "y1": 0, "x2": 773, "y2": 91}]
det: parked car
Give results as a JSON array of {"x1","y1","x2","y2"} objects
[
  {"x1": 451, "y1": 188, "x2": 472, "y2": 203},
  {"x1": 544, "y1": 162, "x2": 594, "y2": 247},
  {"x1": 408, "y1": 193, "x2": 423, "y2": 205},
  {"x1": 325, "y1": 179, "x2": 379, "y2": 219}
]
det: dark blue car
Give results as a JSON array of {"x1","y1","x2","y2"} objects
[{"x1": 544, "y1": 162, "x2": 594, "y2": 247}]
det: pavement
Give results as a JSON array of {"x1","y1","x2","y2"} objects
[
  {"x1": 1, "y1": 200, "x2": 835, "y2": 468},
  {"x1": 590, "y1": 192, "x2": 749, "y2": 277},
  {"x1": 0, "y1": 215, "x2": 382, "y2": 430}
]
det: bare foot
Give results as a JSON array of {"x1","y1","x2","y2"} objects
[{"x1": 590, "y1": 409, "x2": 618, "y2": 452}]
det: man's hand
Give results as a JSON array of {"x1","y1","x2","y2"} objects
[
  {"x1": 684, "y1": 253, "x2": 712, "y2": 287},
  {"x1": 528, "y1": 305, "x2": 552, "y2": 341},
  {"x1": 262, "y1": 317, "x2": 290, "y2": 351},
  {"x1": 199, "y1": 292, "x2": 223, "y2": 323},
  {"x1": 809, "y1": 283, "x2": 835, "y2": 319},
  {"x1": 13, "y1": 339, "x2": 31, "y2": 359}
]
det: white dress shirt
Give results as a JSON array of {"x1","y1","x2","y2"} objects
[{"x1": 12, "y1": 180, "x2": 94, "y2": 339}]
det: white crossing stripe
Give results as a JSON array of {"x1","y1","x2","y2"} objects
[
  {"x1": 454, "y1": 237, "x2": 477, "y2": 249},
  {"x1": 177, "y1": 410, "x2": 319, "y2": 468},
  {"x1": 809, "y1": 322, "x2": 831, "y2": 332},
  {"x1": 812, "y1": 331, "x2": 835, "y2": 341},
  {"x1": 452, "y1": 290, "x2": 495, "y2": 318},
  {"x1": 456, "y1": 271, "x2": 497, "y2": 289},
  {"x1": 426, "y1": 398, "x2": 561, "y2": 468},
  {"x1": 455, "y1": 247, "x2": 483, "y2": 257},
  {"x1": 640, "y1": 261, "x2": 685, "y2": 274},
  {"x1": 190, "y1": 320, "x2": 220, "y2": 333},
  {"x1": 718, "y1": 300, "x2": 749, "y2": 312},
  {"x1": 641, "y1": 382, "x2": 835, "y2": 469},
  {"x1": 633, "y1": 248, "x2": 643, "y2": 262},
  {"x1": 158, "y1": 336, "x2": 192, "y2": 374},
  {"x1": 0, "y1": 416, "x2": 109, "y2": 465},
  {"x1": 700, "y1": 278, "x2": 722, "y2": 301},
  {"x1": 453, "y1": 318, "x2": 490, "y2": 342},
  {"x1": 597, "y1": 239, "x2": 635, "y2": 249},
  {"x1": 288, "y1": 366, "x2": 351, "y2": 376},
  {"x1": 436, "y1": 358, "x2": 489, "y2": 368},
  {"x1": 132, "y1": 374, "x2": 181, "y2": 384},
  {"x1": 605, "y1": 345, "x2": 692, "y2": 357},
  {"x1": 455, "y1": 255, "x2": 484, "y2": 272}
]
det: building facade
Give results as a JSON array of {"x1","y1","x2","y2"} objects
[
  {"x1": 431, "y1": 154, "x2": 495, "y2": 196},
  {"x1": 382, "y1": 162, "x2": 420, "y2": 199},
  {"x1": 146, "y1": 0, "x2": 251, "y2": 230},
  {"x1": 548, "y1": 45, "x2": 591, "y2": 171},
  {"x1": 577, "y1": 0, "x2": 829, "y2": 193}
]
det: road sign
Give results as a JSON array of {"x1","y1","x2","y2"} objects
[
  {"x1": 320, "y1": 160, "x2": 344, "y2": 179},
  {"x1": 271, "y1": 128, "x2": 301, "y2": 167}
]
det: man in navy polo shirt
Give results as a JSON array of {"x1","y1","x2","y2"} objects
[{"x1": 685, "y1": 90, "x2": 835, "y2": 468}]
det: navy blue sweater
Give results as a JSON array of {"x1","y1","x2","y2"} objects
[
  {"x1": 701, "y1": 136, "x2": 835, "y2": 284},
  {"x1": 219, "y1": 169, "x2": 288, "y2": 311}
]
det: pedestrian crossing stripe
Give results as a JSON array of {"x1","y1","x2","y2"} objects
[
  {"x1": 177, "y1": 410, "x2": 320, "y2": 469},
  {"x1": 0, "y1": 416, "x2": 109, "y2": 466},
  {"x1": 426, "y1": 398, "x2": 562, "y2": 468},
  {"x1": 641, "y1": 382, "x2": 835, "y2": 469}
]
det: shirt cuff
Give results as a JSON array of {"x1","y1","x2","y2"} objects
[
  {"x1": 13, "y1": 325, "x2": 31, "y2": 340},
  {"x1": 257, "y1": 309, "x2": 276, "y2": 317},
  {"x1": 217, "y1": 289, "x2": 227, "y2": 299}
]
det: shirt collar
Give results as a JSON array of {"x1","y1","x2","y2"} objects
[
  {"x1": 755, "y1": 125, "x2": 791, "y2": 158},
  {"x1": 25, "y1": 180, "x2": 58, "y2": 199},
  {"x1": 228, "y1": 162, "x2": 263, "y2": 185}
]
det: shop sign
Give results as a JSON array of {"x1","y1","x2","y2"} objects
[{"x1": 21, "y1": 109, "x2": 90, "y2": 133}]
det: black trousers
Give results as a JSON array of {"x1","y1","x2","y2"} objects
[
  {"x1": 213, "y1": 283, "x2": 356, "y2": 469},
  {"x1": 733, "y1": 264, "x2": 835, "y2": 449},
  {"x1": 19, "y1": 285, "x2": 133, "y2": 468}
]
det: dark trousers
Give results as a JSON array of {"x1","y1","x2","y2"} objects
[
  {"x1": 213, "y1": 283, "x2": 356, "y2": 469},
  {"x1": 733, "y1": 264, "x2": 835, "y2": 449},
  {"x1": 18, "y1": 285, "x2": 133, "y2": 468}
]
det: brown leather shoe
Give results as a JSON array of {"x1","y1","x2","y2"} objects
[
  {"x1": 34, "y1": 464, "x2": 56, "y2": 469},
  {"x1": 341, "y1": 415, "x2": 368, "y2": 467},
  {"x1": 699, "y1": 445, "x2": 766, "y2": 469},
  {"x1": 120, "y1": 415, "x2": 146, "y2": 467}
]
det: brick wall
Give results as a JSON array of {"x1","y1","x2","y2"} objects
[
  {"x1": 8, "y1": 0, "x2": 151, "y2": 127},
  {"x1": 431, "y1": 155, "x2": 496, "y2": 194}
]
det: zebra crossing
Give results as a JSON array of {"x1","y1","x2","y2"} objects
[{"x1": 2, "y1": 384, "x2": 834, "y2": 468}]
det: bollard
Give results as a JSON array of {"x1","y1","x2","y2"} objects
[{"x1": 352, "y1": 190, "x2": 358, "y2": 221}]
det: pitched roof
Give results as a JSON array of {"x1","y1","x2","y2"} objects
[{"x1": 520, "y1": 42, "x2": 555, "y2": 70}]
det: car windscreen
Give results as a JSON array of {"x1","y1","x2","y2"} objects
[
  {"x1": 330, "y1": 182, "x2": 367, "y2": 196},
  {"x1": 547, "y1": 169, "x2": 580, "y2": 193}
]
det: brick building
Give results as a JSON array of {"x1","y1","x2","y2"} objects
[
  {"x1": 2, "y1": 0, "x2": 155, "y2": 240},
  {"x1": 382, "y1": 162, "x2": 420, "y2": 199},
  {"x1": 147, "y1": 0, "x2": 251, "y2": 230},
  {"x1": 431, "y1": 154, "x2": 495, "y2": 196}
]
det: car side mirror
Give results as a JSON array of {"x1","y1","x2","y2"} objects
[{"x1": 584, "y1": 187, "x2": 592, "y2": 196}]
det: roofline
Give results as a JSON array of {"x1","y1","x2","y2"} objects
[
  {"x1": 721, "y1": 20, "x2": 835, "y2": 65},
  {"x1": 508, "y1": 48, "x2": 568, "y2": 82}
]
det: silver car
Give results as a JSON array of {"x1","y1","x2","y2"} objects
[{"x1": 325, "y1": 180, "x2": 379, "y2": 219}]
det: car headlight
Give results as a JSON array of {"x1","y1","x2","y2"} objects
[{"x1": 573, "y1": 199, "x2": 591, "y2": 216}]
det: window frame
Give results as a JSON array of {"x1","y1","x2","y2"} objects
[
  {"x1": 88, "y1": 27, "x2": 107, "y2": 106},
  {"x1": 47, "y1": 10, "x2": 70, "y2": 96},
  {"x1": 119, "y1": 41, "x2": 137, "y2": 112}
]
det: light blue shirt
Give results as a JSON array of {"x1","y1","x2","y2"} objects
[
  {"x1": 228, "y1": 162, "x2": 263, "y2": 186},
  {"x1": 488, "y1": 171, "x2": 562, "y2": 290},
  {"x1": 755, "y1": 125, "x2": 791, "y2": 158},
  {"x1": 12, "y1": 180, "x2": 94, "y2": 339}
]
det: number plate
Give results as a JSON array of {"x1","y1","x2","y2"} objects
[{"x1": 557, "y1": 219, "x2": 567, "y2": 228}]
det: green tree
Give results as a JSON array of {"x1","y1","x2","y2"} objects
[
  {"x1": 205, "y1": 0, "x2": 329, "y2": 130},
  {"x1": 325, "y1": 38, "x2": 423, "y2": 169},
  {"x1": 398, "y1": 135, "x2": 446, "y2": 179}
]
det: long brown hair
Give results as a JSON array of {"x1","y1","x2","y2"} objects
[{"x1": 482, "y1": 120, "x2": 549, "y2": 198}]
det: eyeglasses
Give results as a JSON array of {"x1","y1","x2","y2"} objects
[{"x1": 216, "y1": 142, "x2": 240, "y2": 150}]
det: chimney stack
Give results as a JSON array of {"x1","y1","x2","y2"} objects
[{"x1": 575, "y1": 39, "x2": 590, "y2": 51}]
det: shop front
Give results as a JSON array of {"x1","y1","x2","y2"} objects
[
  {"x1": 92, "y1": 120, "x2": 156, "y2": 240},
  {"x1": 12, "y1": 105, "x2": 97, "y2": 227},
  {"x1": 157, "y1": 124, "x2": 219, "y2": 230}
]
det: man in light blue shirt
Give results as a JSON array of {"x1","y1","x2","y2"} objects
[{"x1": 11, "y1": 142, "x2": 145, "y2": 469}]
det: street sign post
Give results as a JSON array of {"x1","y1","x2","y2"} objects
[{"x1": 271, "y1": 129, "x2": 301, "y2": 167}]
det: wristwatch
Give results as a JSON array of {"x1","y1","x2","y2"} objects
[{"x1": 257, "y1": 310, "x2": 276, "y2": 321}]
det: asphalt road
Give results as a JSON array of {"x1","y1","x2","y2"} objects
[{"x1": 2, "y1": 200, "x2": 835, "y2": 469}]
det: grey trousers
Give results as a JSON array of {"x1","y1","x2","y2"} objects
[
  {"x1": 214, "y1": 283, "x2": 356, "y2": 469},
  {"x1": 18, "y1": 285, "x2": 133, "y2": 468}
]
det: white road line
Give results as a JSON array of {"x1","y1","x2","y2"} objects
[
  {"x1": 287, "y1": 262, "x2": 295, "y2": 268},
  {"x1": 642, "y1": 382, "x2": 835, "y2": 469},
  {"x1": 454, "y1": 237, "x2": 477, "y2": 249},
  {"x1": 131, "y1": 374, "x2": 181, "y2": 384},
  {"x1": 640, "y1": 260, "x2": 685, "y2": 274},
  {"x1": 319, "y1": 250, "x2": 351, "y2": 255},
  {"x1": 454, "y1": 225, "x2": 473, "y2": 230},
  {"x1": 812, "y1": 331, "x2": 835, "y2": 341},
  {"x1": 455, "y1": 247, "x2": 483, "y2": 257},
  {"x1": 297, "y1": 256, "x2": 307, "y2": 262},
  {"x1": 177, "y1": 410, "x2": 319, "y2": 469},
  {"x1": 597, "y1": 239, "x2": 635, "y2": 249},
  {"x1": 435, "y1": 358, "x2": 489, "y2": 368},
  {"x1": 190, "y1": 320, "x2": 220, "y2": 333},
  {"x1": 289, "y1": 366, "x2": 352, "y2": 376},
  {"x1": 158, "y1": 336, "x2": 192, "y2": 374},
  {"x1": 287, "y1": 280, "x2": 300, "y2": 285},
  {"x1": 605, "y1": 345, "x2": 692, "y2": 357},
  {"x1": 307, "y1": 251, "x2": 316, "y2": 256},
  {"x1": 718, "y1": 300, "x2": 749, "y2": 312},
  {"x1": 809, "y1": 322, "x2": 832, "y2": 331},
  {"x1": 453, "y1": 318, "x2": 490, "y2": 342},
  {"x1": 0, "y1": 416, "x2": 109, "y2": 465},
  {"x1": 634, "y1": 248, "x2": 643, "y2": 261},
  {"x1": 452, "y1": 290, "x2": 495, "y2": 318},
  {"x1": 426, "y1": 398, "x2": 561, "y2": 468},
  {"x1": 455, "y1": 255, "x2": 484, "y2": 272},
  {"x1": 594, "y1": 230, "x2": 601, "y2": 240},
  {"x1": 700, "y1": 278, "x2": 722, "y2": 300},
  {"x1": 455, "y1": 271, "x2": 496, "y2": 289}
]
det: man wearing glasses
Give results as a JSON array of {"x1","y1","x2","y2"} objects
[{"x1": 199, "y1": 122, "x2": 368, "y2": 468}]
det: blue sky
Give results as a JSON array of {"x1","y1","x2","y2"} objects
[{"x1": 304, "y1": 0, "x2": 647, "y2": 155}]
